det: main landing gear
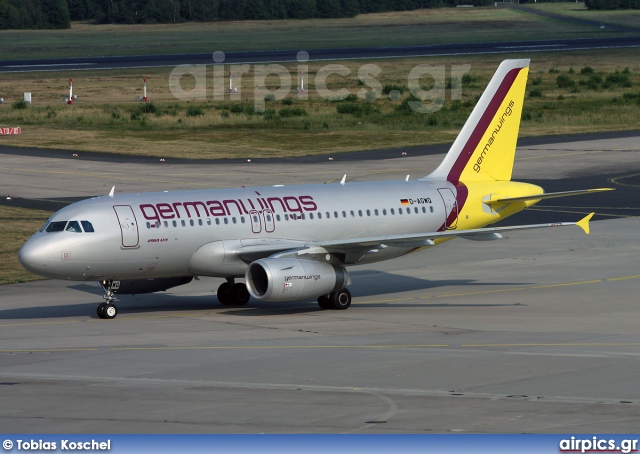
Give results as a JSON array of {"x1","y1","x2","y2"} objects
[
  {"x1": 97, "y1": 280, "x2": 119, "y2": 319},
  {"x1": 217, "y1": 278, "x2": 250, "y2": 306},
  {"x1": 317, "y1": 288, "x2": 352, "y2": 310}
]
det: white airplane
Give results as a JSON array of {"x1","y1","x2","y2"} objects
[{"x1": 19, "y1": 59, "x2": 611, "y2": 319}]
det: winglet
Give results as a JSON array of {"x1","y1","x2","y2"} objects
[
  {"x1": 108, "y1": 186, "x2": 115, "y2": 198},
  {"x1": 576, "y1": 212, "x2": 594, "y2": 235}
]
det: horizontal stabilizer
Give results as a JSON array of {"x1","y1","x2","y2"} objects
[{"x1": 484, "y1": 188, "x2": 614, "y2": 207}]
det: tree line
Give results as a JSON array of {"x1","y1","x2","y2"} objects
[
  {"x1": 2, "y1": 0, "x2": 498, "y2": 29},
  {"x1": 2, "y1": 0, "x2": 636, "y2": 30},
  {"x1": 584, "y1": 0, "x2": 639, "y2": 9}
]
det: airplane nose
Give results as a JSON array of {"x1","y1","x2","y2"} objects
[{"x1": 18, "y1": 239, "x2": 48, "y2": 274}]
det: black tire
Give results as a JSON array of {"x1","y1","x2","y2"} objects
[
  {"x1": 317, "y1": 295, "x2": 332, "y2": 310},
  {"x1": 97, "y1": 303, "x2": 107, "y2": 319},
  {"x1": 329, "y1": 288, "x2": 351, "y2": 310},
  {"x1": 230, "y1": 283, "x2": 250, "y2": 306},
  {"x1": 217, "y1": 282, "x2": 233, "y2": 305},
  {"x1": 103, "y1": 304, "x2": 118, "y2": 319}
]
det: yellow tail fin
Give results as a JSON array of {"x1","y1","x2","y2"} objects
[{"x1": 425, "y1": 59, "x2": 530, "y2": 183}]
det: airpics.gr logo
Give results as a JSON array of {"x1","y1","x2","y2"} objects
[{"x1": 473, "y1": 99, "x2": 515, "y2": 174}]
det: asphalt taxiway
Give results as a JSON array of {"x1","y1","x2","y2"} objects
[{"x1": 1, "y1": 134, "x2": 639, "y2": 433}]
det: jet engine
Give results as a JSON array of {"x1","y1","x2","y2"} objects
[
  {"x1": 245, "y1": 258, "x2": 348, "y2": 302},
  {"x1": 111, "y1": 276, "x2": 193, "y2": 295}
]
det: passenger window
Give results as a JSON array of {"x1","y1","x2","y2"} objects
[
  {"x1": 366, "y1": 210, "x2": 371, "y2": 216},
  {"x1": 224, "y1": 218, "x2": 228, "y2": 224},
  {"x1": 173, "y1": 220, "x2": 177, "y2": 227},
  {"x1": 383, "y1": 209, "x2": 387, "y2": 215},
  {"x1": 181, "y1": 220, "x2": 186, "y2": 226},
  {"x1": 266, "y1": 214, "x2": 272, "y2": 222},
  {"x1": 374, "y1": 209, "x2": 379, "y2": 216},
  {"x1": 285, "y1": 214, "x2": 289, "y2": 221},
  {"x1": 358, "y1": 210, "x2": 363, "y2": 217},
  {"x1": 45, "y1": 221, "x2": 67, "y2": 232},
  {"x1": 391, "y1": 208, "x2": 395, "y2": 215},
  {"x1": 215, "y1": 218, "x2": 220, "y2": 225},
  {"x1": 342, "y1": 211, "x2": 346, "y2": 218},
  {"x1": 241, "y1": 217, "x2": 245, "y2": 224},
  {"x1": 430, "y1": 206, "x2": 434, "y2": 213},
  {"x1": 190, "y1": 219, "x2": 194, "y2": 226},
  {"x1": 406, "y1": 208, "x2": 411, "y2": 214},
  {"x1": 66, "y1": 221, "x2": 82, "y2": 233},
  {"x1": 207, "y1": 218, "x2": 211, "y2": 225},
  {"x1": 318, "y1": 212, "x2": 322, "y2": 219},
  {"x1": 350, "y1": 210, "x2": 354, "y2": 217},
  {"x1": 81, "y1": 220, "x2": 94, "y2": 232},
  {"x1": 276, "y1": 215, "x2": 281, "y2": 221},
  {"x1": 334, "y1": 211, "x2": 338, "y2": 218},
  {"x1": 198, "y1": 219, "x2": 203, "y2": 226},
  {"x1": 326, "y1": 212, "x2": 330, "y2": 218},
  {"x1": 414, "y1": 207, "x2": 419, "y2": 214},
  {"x1": 309, "y1": 213, "x2": 314, "y2": 220},
  {"x1": 422, "y1": 207, "x2": 426, "y2": 213},
  {"x1": 232, "y1": 217, "x2": 237, "y2": 224},
  {"x1": 164, "y1": 221, "x2": 168, "y2": 228}
]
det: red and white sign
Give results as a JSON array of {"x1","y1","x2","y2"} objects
[{"x1": 0, "y1": 127, "x2": 21, "y2": 135}]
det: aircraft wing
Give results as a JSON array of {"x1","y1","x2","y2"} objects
[{"x1": 235, "y1": 213, "x2": 594, "y2": 263}]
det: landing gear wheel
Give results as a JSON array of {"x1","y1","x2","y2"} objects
[
  {"x1": 217, "y1": 282, "x2": 233, "y2": 305},
  {"x1": 317, "y1": 295, "x2": 332, "y2": 310},
  {"x1": 329, "y1": 288, "x2": 351, "y2": 310},
  {"x1": 97, "y1": 303, "x2": 107, "y2": 319},
  {"x1": 103, "y1": 304, "x2": 118, "y2": 319},
  {"x1": 230, "y1": 283, "x2": 250, "y2": 306}
]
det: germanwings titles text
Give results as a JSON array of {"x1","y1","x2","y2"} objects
[{"x1": 139, "y1": 194, "x2": 317, "y2": 223}]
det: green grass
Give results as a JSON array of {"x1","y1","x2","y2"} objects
[
  {"x1": 0, "y1": 49, "x2": 638, "y2": 159},
  {"x1": 0, "y1": 5, "x2": 636, "y2": 61},
  {"x1": 523, "y1": 3, "x2": 640, "y2": 31},
  {"x1": 0, "y1": 206, "x2": 52, "y2": 285}
]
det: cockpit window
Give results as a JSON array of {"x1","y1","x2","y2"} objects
[
  {"x1": 81, "y1": 221, "x2": 95, "y2": 233},
  {"x1": 39, "y1": 219, "x2": 52, "y2": 232},
  {"x1": 66, "y1": 221, "x2": 82, "y2": 233},
  {"x1": 45, "y1": 221, "x2": 68, "y2": 232}
]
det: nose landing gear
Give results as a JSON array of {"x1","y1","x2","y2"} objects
[{"x1": 97, "y1": 280, "x2": 119, "y2": 319}]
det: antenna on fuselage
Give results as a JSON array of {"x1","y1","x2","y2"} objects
[
  {"x1": 340, "y1": 174, "x2": 346, "y2": 185},
  {"x1": 405, "y1": 175, "x2": 410, "y2": 181},
  {"x1": 109, "y1": 186, "x2": 115, "y2": 198}
]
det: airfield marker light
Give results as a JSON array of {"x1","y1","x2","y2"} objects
[
  {"x1": 143, "y1": 78, "x2": 148, "y2": 102},
  {"x1": 160, "y1": 158, "x2": 165, "y2": 162},
  {"x1": 68, "y1": 79, "x2": 73, "y2": 104},
  {"x1": 328, "y1": 156, "x2": 334, "y2": 161},
  {"x1": 73, "y1": 153, "x2": 78, "y2": 157}
]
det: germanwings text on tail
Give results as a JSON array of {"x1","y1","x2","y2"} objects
[{"x1": 19, "y1": 59, "x2": 612, "y2": 319}]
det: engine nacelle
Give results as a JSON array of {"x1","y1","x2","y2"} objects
[
  {"x1": 245, "y1": 258, "x2": 348, "y2": 302},
  {"x1": 112, "y1": 276, "x2": 193, "y2": 295}
]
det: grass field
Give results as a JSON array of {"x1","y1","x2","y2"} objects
[
  {"x1": 0, "y1": 206, "x2": 52, "y2": 285},
  {"x1": 0, "y1": 5, "x2": 638, "y2": 60},
  {"x1": 0, "y1": 48, "x2": 638, "y2": 159}
]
